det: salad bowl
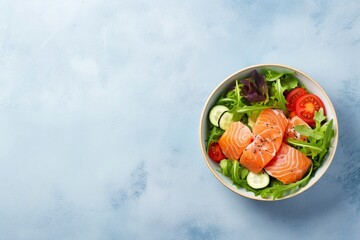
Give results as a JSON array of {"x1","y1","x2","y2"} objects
[{"x1": 199, "y1": 64, "x2": 338, "y2": 201}]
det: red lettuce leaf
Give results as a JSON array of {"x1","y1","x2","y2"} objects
[{"x1": 240, "y1": 70, "x2": 268, "y2": 102}]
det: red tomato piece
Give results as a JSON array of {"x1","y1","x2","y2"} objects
[
  {"x1": 295, "y1": 94, "x2": 325, "y2": 125},
  {"x1": 208, "y1": 142, "x2": 226, "y2": 162},
  {"x1": 286, "y1": 88, "x2": 307, "y2": 111}
]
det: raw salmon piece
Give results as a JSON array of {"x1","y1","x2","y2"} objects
[
  {"x1": 240, "y1": 135, "x2": 279, "y2": 173},
  {"x1": 218, "y1": 121, "x2": 253, "y2": 160},
  {"x1": 240, "y1": 109, "x2": 287, "y2": 173},
  {"x1": 252, "y1": 109, "x2": 288, "y2": 138},
  {"x1": 264, "y1": 143, "x2": 312, "y2": 184},
  {"x1": 285, "y1": 116, "x2": 310, "y2": 142}
]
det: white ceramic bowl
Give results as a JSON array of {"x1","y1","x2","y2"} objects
[{"x1": 199, "y1": 64, "x2": 338, "y2": 201}]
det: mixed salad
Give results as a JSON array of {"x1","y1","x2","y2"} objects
[{"x1": 206, "y1": 69, "x2": 335, "y2": 199}]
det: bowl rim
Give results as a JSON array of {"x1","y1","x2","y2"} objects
[{"x1": 199, "y1": 63, "x2": 339, "y2": 201}]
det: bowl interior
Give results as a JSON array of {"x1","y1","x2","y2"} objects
[{"x1": 200, "y1": 64, "x2": 338, "y2": 201}]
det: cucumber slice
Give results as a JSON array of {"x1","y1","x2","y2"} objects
[
  {"x1": 246, "y1": 171, "x2": 270, "y2": 189},
  {"x1": 209, "y1": 105, "x2": 229, "y2": 127},
  {"x1": 219, "y1": 112, "x2": 234, "y2": 130}
]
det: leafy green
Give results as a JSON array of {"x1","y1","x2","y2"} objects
[
  {"x1": 215, "y1": 69, "x2": 300, "y2": 124},
  {"x1": 260, "y1": 165, "x2": 313, "y2": 199},
  {"x1": 287, "y1": 139, "x2": 323, "y2": 156},
  {"x1": 236, "y1": 104, "x2": 275, "y2": 114},
  {"x1": 319, "y1": 119, "x2": 334, "y2": 160},
  {"x1": 264, "y1": 70, "x2": 286, "y2": 81},
  {"x1": 292, "y1": 125, "x2": 323, "y2": 140},
  {"x1": 219, "y1": 160, "x2": 260, "y2": 195},
  {"x1": 272, "y1": 79, "x2": 288, "y2": 112},
  {"x1": 279, "y1": 74, "x2": 299, "y2": 90},
  {"x1": 240, "y1": 70, "x2": 268, "y2": 102},
  {"x1": 215, "y1": 79, "x2": 274, "y2": 125},
  {"x1": 217, "y1": 80, "x2": 245, "y2": 109},
  {"x1": 234, "y1": 80, "x2": 242, "y2": 108},
  {"x1": 219, "y1": 160, "x2": 314, "y2": 200},
  {"x1": 206, "y1": 126, "x2": 224, "y2": 152},
  {"x1": 314, "y1": 108, "x2": 326, "y2": 125},
  {"x1": 265, "y1": 69, "x2": 299, "y2": 113},
  {"x1": 288, "y1": 108, "x2": 335, "y2": 169}
]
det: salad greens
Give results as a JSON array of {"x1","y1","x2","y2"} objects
[
  {"x1": 288, "y1": 108, "x2": 334, "y2": 170},
  {"x1": 208, "y1": 69, "x2": 299, "y2": 141},
  {"x1": 219, "y1": 159, "x2": 260, "y2": 195},
  {"x1": 240, "y1": 70, "x2": 268, "y2": 102},
  {"x1": 265, "y1": 69, "x2": 299, "y2": 114},
  {"x1": 207, "y1": 126, "x2": 224, "y2": 152},
  {"x1": 207, "y1": 69, "x2": 335, "y2": 199},
  {"x1": 259, "y1": 165, "x2": 313, "y2": 199},
  {"x1": 219, "y1": 159, "x2": 314, "y2": 200}
]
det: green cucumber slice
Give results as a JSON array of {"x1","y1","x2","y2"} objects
[
  {"x1": 219, "y1": 112, "x2": 234, "y2": 130},
  {"x1": 246, "y1": 171, "x2": 270, "y2": 189},
  {"x1": 209, "y1": 105, "x2": 229, "y2": 127}
]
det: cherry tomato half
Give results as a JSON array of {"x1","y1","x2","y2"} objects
[
  {"x1": 208, "y1": 142, "x2": 226, "y2": 162},
  {"x1": 286, "y1": 88, "x2": 307, "y2": 111},
  {"x1": 295, "y1": 94, "x2": 325, "y2": 125}
]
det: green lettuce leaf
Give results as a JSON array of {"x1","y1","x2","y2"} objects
[
  {"x1": 265, "y1": 70, "x2": 299, "y2": 113},
  {"x1": 280, "y1": 74, "x2": 298, "y2": 90},
  {"x1": 219, "y1": 160, "x2": 260, "y2": 195}
]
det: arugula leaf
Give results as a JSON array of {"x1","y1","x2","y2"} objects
[
  {"x1": 206, "y1": 126, "x2": 224, "y2": 152},
  {"x1": 219, "y1": 160, "x2": 260, "y2": 195},
  {"x1": 287, "y1": 139, "x2": 323, "y2": 158},
  {"x1": 314, "y1": 108, "x2": 326, "y2": 128},
  {"x1": 294, "y1": 125, "x2": 323, "y2": 140},
  {"x1": 263, "y1": 69, "x2": 296, "y2": 83},
  {"x1": 273, "y1": 79, "x2": 288, "y2": 112},
  {"x1": 236, "y1": 104, "x2": 275, "y2": 114},
  {"x1": 217, "y1": 80, "x2": 245, "y2": 109},
  {"x1": 264, "y1": 70, "x2": 285, "y2": 81},
  {"x1": 260, "y1": 165, "x2": 313, "y2": 199},
  {"x1": 294, "y1": 125, "x2": 313, "y2": 137},
  {"x1": 233, "y1": 104, "x2": 275, "y2": 127},
  {"x1": 235, "y1": 80, "x2": 242, "y2": 108},
  {"x1": 319, "y1": 119, "x2": 334, "y2": 160}
]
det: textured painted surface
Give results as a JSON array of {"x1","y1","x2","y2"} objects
[{"x1": 0, "y1": 0, "x2": 359, "y2": 239}]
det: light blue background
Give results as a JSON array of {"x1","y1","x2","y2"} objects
[{"x1": 1, "y1": 0, "x2": 359, "y2": 239}]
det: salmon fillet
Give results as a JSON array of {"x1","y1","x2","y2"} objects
[
  {"x1": 218, "y1": 121, "x2": 253, "y2": 160},
  {"x1": 240, "y1": 109, "x2": 288, "y2": 173},
  {"x1": 240, "y1": 135, "x2": 278, "y2": 173},
  {"x1": 265, "y1": 143, "x2": 312, "y2": 184},
  {"x1": 252, "y1": 109, "x2": 288, "y2": 137}
]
